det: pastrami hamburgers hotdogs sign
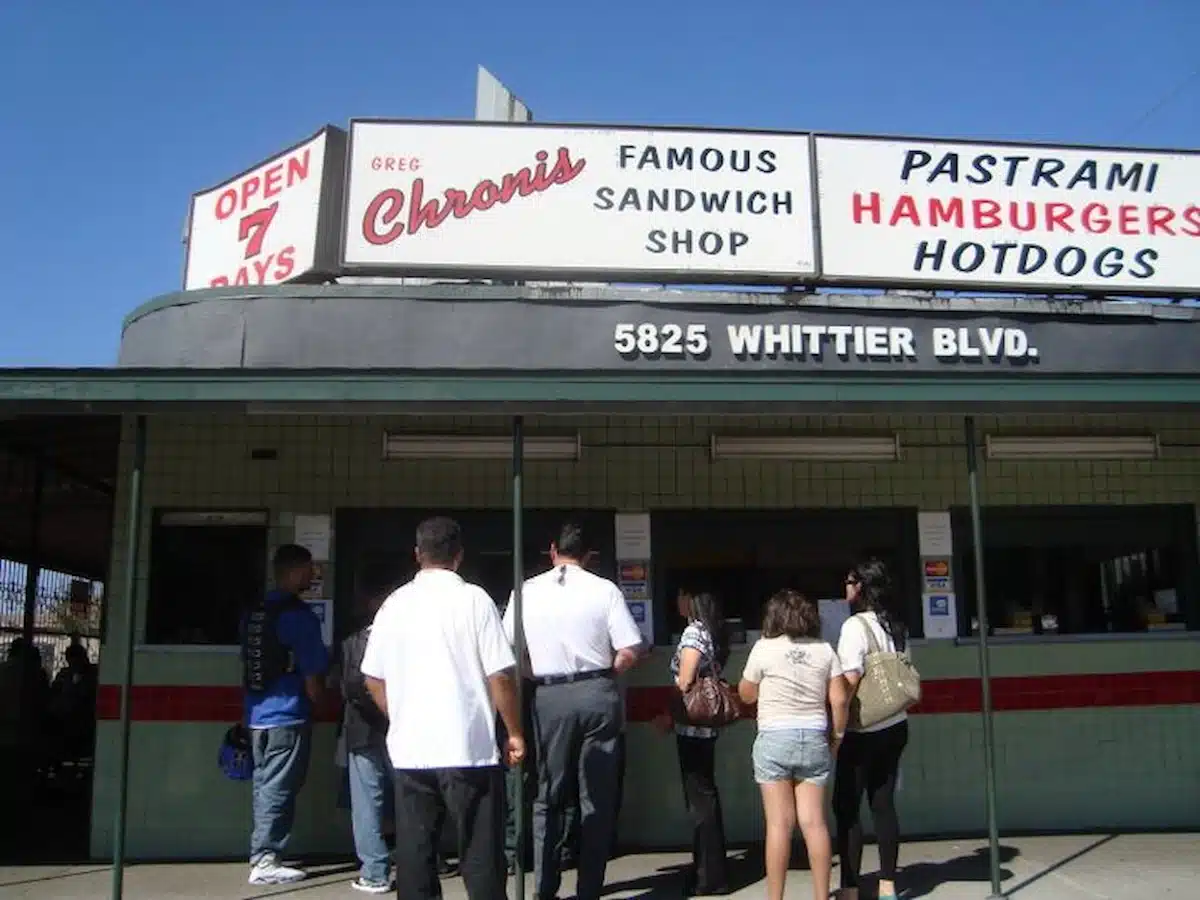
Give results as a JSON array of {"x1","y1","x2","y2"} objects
[
  {"x1": 183, "y1": 119, "x2": 1200, "y2": 295},
  {"x1": 340, "y1": 121, "x2": 817, "y2": 282},
  {"x1": 816, "y1": 136, "x2": 1200, "y2": 293}
]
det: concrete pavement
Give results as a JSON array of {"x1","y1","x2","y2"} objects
[{"x1": 1, "y1": 834, "x2": 1195, "y2": 899}]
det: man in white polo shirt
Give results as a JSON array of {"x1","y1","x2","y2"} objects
[
  {"x1": 503, "y1": 521, "x2": 644, "y2": 900},
  {"x1": 362, "y1": 516, "x2": 525, "y2": 900}
]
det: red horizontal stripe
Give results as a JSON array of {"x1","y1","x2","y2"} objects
[{"x1": 96, "y1": 670, "x2": 1200, "y2": 723}]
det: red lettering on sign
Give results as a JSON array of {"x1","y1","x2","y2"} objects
[
  {"x1": 213, "y1": 149, "x2": 312, "y2": 221},
  {"x1": 361, "y1": 147, "x2": 586, "y2": 246},
  {"x1": 372, "y1": 156, "x2": 422, "y2": 172},
  {"x1": 238, "y1": 202, "x2": 279, "y2": 260},
  {"x1": 208, "y1": 246, "x2": 296, "y2": 287}
]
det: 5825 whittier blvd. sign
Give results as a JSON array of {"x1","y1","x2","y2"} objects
[
  {"x1": 340, "y1": 121, "x2": 816, "y2": 283},
  {"x1": 183, "y1": 127, "x2": 346, "y2": 290},
  {"x1": 817, "y1": 136, "x2": 1200, "y2": 293}
]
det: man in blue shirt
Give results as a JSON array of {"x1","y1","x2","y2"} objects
[{"x1": 242, "y1": 543, "x2": 329, "y2": 886}]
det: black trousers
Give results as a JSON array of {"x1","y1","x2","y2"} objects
[
  {"x1": 676, "y1": 735, "x2": 729, "y2": 892},
  {"x1": 394, "y1": 766, "x2": 506, "y2": 900},
  {"x1": 832, "y1": 720, "x2": 909, "y2": 891}
]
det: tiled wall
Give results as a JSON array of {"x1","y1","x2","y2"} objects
[
  {"x1": 90, "y1": 412, "x2": 1200, "y2": 858},
  {"x1": 101, "y1": 411, "x2": 1200, "y2": 650}
]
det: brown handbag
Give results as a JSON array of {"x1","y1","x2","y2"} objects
[{"x1": 670, "y1": 656, "x2": 743, "y2": 728}]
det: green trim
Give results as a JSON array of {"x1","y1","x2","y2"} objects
[{"x1": 2, "y1": 369, "x2": 1200, "y2": 406}]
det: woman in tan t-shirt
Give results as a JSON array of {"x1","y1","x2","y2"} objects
[{"x1": 738, "y1": 590, "x2": 850, "y2": 900}]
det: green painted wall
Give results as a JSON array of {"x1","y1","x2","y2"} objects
[{"x1": 89, "y1": 412, "x2": 1200, "y2": 859}]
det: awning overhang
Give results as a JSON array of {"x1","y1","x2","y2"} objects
[{"x1": 1, "y1": 368, "x2": 1200, "y2": 414}]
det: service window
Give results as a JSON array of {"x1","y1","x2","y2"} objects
[
  {"x1": 952, "y1": 504, "x2": 1198, "y2": 636},
  {"x1": 652, "y1": 509, "x2": 920, "y2": 645},
  {"x1": 144, "y1": 511, "x2": 269, "y2": 646}
]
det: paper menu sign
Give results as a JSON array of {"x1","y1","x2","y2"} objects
[
  {"x1": 917, "y1": 511, "x2": 953, "y2": 557},
  {"x1": 293, "y1": 514, "x2": 332, "y2": 561}
]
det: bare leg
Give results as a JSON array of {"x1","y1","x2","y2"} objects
[
  {"x1": 759, "y1": 781, "x2": 796, "y2": 900},
  {"x1": 794, "y1": 781, "x2": 831, "y2": 900}
]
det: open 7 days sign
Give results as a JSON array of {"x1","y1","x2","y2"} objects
[{"x1": 340, "y1": 121, "x2": 817, "y2": 282}]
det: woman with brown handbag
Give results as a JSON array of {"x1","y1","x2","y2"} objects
[
  {"x1": 653, "y1": 589, "x2": 732, "y2": 896},
  {"x1": 833, "y1": 559, "x2": 917, "y2": 900}
]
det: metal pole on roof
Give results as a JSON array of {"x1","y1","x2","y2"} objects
[
  {"x1": 965, "y1": 416, "x2": 1003, "y2": 900},
  {"x1": 111, "y1": 415, "x2": 146, "y2": 900},
  {"x1": 511, "y1": 416, "x2": 527, "y2": 900}
]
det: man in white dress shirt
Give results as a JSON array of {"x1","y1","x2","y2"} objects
[
  {"x1": 362, "y1": 516, "x2": 525, "y2": 900},
  {"x1": 503, "y1": 521, "x2": 644, "y2": 900}
]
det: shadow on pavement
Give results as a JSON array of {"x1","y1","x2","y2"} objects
[
  {"x1": 1001, "y1": 833, "x2": 1118, "y2": 898},
  {"x1": 898, "y1": 845, "x2": 1019, "y2": 898},
  {"x1": 0, "y1": 867, "x2": 110, "y2": 889}
]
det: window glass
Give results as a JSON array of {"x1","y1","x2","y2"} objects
[
  {"x1": 145, "y1": 513, "x2": 268, "y2": 645},
  {"x1": 954, "y1": 505, "x2": 1196, "y2": 636}
]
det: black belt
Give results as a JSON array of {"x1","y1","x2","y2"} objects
[{"x1": 535, "y1": 667, "x2": 614, "y2": 687}]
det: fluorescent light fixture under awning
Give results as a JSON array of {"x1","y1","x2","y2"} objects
[
  {"x1": 984, "y1": 434, "x2": 1159, "y2": 461},
  {"x1": 382, "y1": 433, "x2": 580, "y2": 461},
  {"x1": 710, "y1": 434, "x2": 901, "y2": 462}
]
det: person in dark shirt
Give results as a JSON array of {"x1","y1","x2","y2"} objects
[{"x1": 243, "y1": 544, "x2": 330, "y2": 886}]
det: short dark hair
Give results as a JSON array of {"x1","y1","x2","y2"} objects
[
  {"x1": 416, "y1": 516, "x2": 463, "y2": 566},
  {"x1": 554, "y1": 520, "x2": 589, "y2": 560},
  {"x1": 761, "y1": 589, "x2": 820, "y2": 640},
  {"x1": 273, "y1": 544, "x2": 312, "y2": 577}
]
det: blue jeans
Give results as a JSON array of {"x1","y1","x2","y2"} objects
[
  {"x1": 348, "y1": 744, "x2": 394, "y2": 883},
  {"x1": 752, "y1": 728, "x2": 832, "y2": 785},
  {"x1": 250, "y1": 723, "x2": 312, "y2": 863}
]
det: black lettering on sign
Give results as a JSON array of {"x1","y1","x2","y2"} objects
[
  {"x1": 913, "y1": 240, "x2": 1160, "y2": 280},
  {"x1": 899, "y1": 149, "x2": 1161, "y2": 194},
  {"x1": 617, "y1": 145, "x2": 778, "y2": 174},
  {"x1": 645, "y1": 230, "x2": 750, "y2": 256}
]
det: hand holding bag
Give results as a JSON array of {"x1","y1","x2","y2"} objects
[{"x1": 848, "y1": 614, "x2": 921, "y2": 730}]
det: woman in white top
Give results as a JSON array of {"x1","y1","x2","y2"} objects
[
  {"x1": 833, "y1": 559, "x2": 910, "y2": 900},
  {"x1": 738, "y1": 590, "x2": 849, "y2": 900}
]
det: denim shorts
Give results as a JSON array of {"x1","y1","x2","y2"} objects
[{"x1": 752, "y1": 728, "x2": 832, "y2": 785}]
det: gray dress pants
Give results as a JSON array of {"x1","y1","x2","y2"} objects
[{"x1": 532, "y1": 676, "x2": 622, "y2": 900}]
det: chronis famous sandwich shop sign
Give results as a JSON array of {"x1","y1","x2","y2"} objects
[{"x1": 339, "y1": 120, "x2": 817, "y2": 284}]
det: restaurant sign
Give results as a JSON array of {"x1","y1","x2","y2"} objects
[
  {"x1": 183, "y1": 127, "x2": 347, "y2": 291},
  {"x1": 340, "y1": 121, "x2": 816, "y2": 283},
  {"x1": 816, "y1": 136, "x2": 1200, "y2": 294},
  {"x1": 181, "y1": 119, "x2": 1200, "y2": 296}
]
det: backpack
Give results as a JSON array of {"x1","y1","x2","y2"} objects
[{"x1": 241, "y1": 595, "x2": 305, "y2": 693}]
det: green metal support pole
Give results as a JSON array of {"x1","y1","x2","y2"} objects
[
  {"x1": 111, "y1": 415, "x2": 146, "y2": 900},
  {"x1": 511, "y1": 416, "x2": 526, "y2": 900},
  {"x1": 20, "y1": 456, "x2": 44, "y2": 650},
  {"x1": 965, "y1": 416, "x2": 1004, "y2": 900}
]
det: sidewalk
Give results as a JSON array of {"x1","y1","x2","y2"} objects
[{"x1": 1, "y1": 834, "x2": 1194, "y2": 899}]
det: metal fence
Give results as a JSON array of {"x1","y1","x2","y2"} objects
[{"x1": 0, "y1": 557, "x2": 104, "y2": 675}]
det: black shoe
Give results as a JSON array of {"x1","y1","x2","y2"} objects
[{"x1": 682, "y1": 872, "x2": 730, "y2": 897}]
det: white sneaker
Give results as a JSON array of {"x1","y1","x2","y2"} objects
[
  {"x1": 350, "y1": 876, "x2": 392, "y2": 894},
  {"x1": 248, "y1": 855, "x2": 306, "y2": 884}
]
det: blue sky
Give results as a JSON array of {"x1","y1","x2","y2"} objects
[{"x1": 0, "y1": 0, "x2": 1196, "y2": 366}]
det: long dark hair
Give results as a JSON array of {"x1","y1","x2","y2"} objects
[
  {"x1": 684, "y1": 590, "x2": 731, "y2": 669},
  {"x1": 849, "y1": 558, "x2": 907, "y2": 651}
]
